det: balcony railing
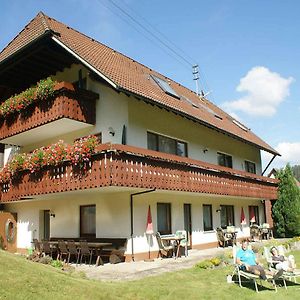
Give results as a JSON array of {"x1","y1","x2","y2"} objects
[
  {"x1": 0, "y1": 144, "x2": 278, "y2": 202},
  {"x1": 0, "y1": 82, "x2": 98, "y2": 142}
]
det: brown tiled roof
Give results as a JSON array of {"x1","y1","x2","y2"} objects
[{"x1": 0, "y1": 12, "x2": 279, "y2": 155}]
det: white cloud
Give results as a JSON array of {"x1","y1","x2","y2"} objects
[
  {"x1": 223, "y1": 66, "x2": 294, "y2": 117},
  {"x1": 262, "y1": 142, "x2": 300, "y2": 170}
]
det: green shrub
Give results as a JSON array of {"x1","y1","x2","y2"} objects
[
  {"x1": 51, "y1": 260, "x2": 63, "y2": 268},
  {"x1": 210, "y1": 257, "x2": 221, "y2": 266},
  {"x1": 194, "y1": 259, "x2": 213, "y2": 269}
]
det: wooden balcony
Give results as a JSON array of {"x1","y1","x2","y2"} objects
[
  {"x1": 0, "y1": 82, "x2": 98, "y2": 146},
  {"x1": 0, "y1": 144, "x2": 278, "y2": 203}
]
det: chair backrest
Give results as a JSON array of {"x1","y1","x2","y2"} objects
[
  {"x1": 67, "y1": 240, "x2": 78, "y2": 254},
  {"x1": 79, "y1": 240, "x2": 90, "y2": 255},
  {"x1": 216, "y1": 228, "x2": 225, "y2": 242},
  {"x1": 262, "y1": 223, "x2": 270, "y2": 229},
  {"x1": 156, "y1": 232, "x2": 166, "y2": 250},
  {"x1": 58, "y1": 240, "x2": 68, "y2": 253},
  {"x1": 263, "y1": 246, "x2": 272, "y2": 263},
  {"x1": 33, "y1": 238, "x2": 41, "y2": 252},
  {"x1": 42, "y1": 240, "x2": 51, "y2": 253},
  {"x1": 175, "y1": 230, "x2": 187, "y2": 246},
  {"x1": 226, "y1": 226, "x2": 235, "y2": 233}
]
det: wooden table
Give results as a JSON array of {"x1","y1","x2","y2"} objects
[
  {"x1": 161, "y1": 235, "x2": 184, "y2": 259},
  {"x1": 49, "y1": 241, "x2": 112, "y2": 266}
]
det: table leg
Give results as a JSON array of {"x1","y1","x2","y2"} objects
[{"x1": 176, "y1": 242, "x2": 181, "y2": 259}]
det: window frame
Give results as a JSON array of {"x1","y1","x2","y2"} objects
[
  {"x1": 217, "y1": 152, "x2": 233, "y2": 168},
  {"x1": 245, "y1": 160, "x2": 256, "y2": 174},
  {"x1": 147, "y1": 132, "x2": 188, "y2": 157},
  {"x1": 157, "y1": 202, "x2": 172, "y2": 235},
  {"x1": 220, "y1": 205, "x2": 235, "y2": 229},
  {"x1": 80, "y1": 204, "x2": 96, "y2": 238},
  {"x1": 203, "y1": 204, "x2": 213, "y2": 231}
]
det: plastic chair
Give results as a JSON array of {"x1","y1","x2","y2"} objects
[{"x1": 175, "y1": 230, "x2": 188, "y2": 257}]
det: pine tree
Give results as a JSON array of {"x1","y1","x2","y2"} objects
[{"x1": 272, "y1": 164, "x2": 300, "y2": 237}]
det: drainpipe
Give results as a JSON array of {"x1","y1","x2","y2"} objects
[
  {"x1": 130, "y1": 189, "x2": 156, "y2": 261},
  {"x1": 261, "y1": 154, "x2": 277, "y2": 176}
]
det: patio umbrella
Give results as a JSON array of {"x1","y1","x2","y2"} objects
[
  {"x1": 145, "y1": 205, "x2": 154, "y2": 261},
  {"x1": 240, "y1": 207, "x2": 246, "y2": 225},
  {"x1": 146, "y1": 205, "x2": 154, "y2": 235},
  {"x1": 250, "y1": 207, "x2": 256, "y2": 223}
]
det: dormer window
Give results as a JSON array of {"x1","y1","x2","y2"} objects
[{"x1": 151, "y1": 75, "x2": 180, "y2": 99}]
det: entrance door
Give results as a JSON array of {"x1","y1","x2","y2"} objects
[
  {"x1": 43, "y1": 210, "x2": 50, "y2": 240},
  {"x1": 184, "y1": 203, "x2": 192, "y2": 247}
]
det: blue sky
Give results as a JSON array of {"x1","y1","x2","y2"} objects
[{"x1": 1, "y1": 0, "x2": 299, "y2": 170}]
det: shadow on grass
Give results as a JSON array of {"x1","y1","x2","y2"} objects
[{"x1": 232, "y1": 274, "x2": 276, "y2": 292}]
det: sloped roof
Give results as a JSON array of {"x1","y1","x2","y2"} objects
[{"x1": 0, "y1": 12, "x2": 279, "y2": 155}]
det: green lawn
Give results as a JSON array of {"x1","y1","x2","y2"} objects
[{"x1": 0, "y1": 250, "x2": 299, "y2": 300}]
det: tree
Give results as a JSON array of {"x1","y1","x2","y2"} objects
[
  {"x1": 291, "y1": 164, "x2": 300, "y2": 181},
  {"x1": 272, "y1": 164, "x2": 300, "y2": 237}
]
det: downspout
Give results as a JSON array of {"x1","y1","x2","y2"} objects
[
  {"x1": 261, "y1": 154, "x2": 277, "y2": 176},
  {"x1": 130, "y1": 189, "x2": 156, "y2": 261}
]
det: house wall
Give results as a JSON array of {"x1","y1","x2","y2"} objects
[
  {"x1": 4, "y1": 190, "x2": 264, "y2": 257},
  {"x1": 128, "y1": 99, "x2": 262, "y2": 173},
  {"x1": 6, "y1": 63, "x2": 261, "y2": 175}
]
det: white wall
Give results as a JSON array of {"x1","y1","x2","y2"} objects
[{"x1": 4, "y1": 190, "x2": 264, "y2": 254}]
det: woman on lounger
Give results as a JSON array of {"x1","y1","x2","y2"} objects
[{"x1": 270, "y1": 246, "x2": 295, "y2": 272}]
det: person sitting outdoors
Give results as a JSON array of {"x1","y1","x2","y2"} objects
[
  {"x1": 236, "y1": 240, "x2": 283, "y2": 280},
  {"x1": 270, "y1": 246, "x2": 296, "y2": 273}
]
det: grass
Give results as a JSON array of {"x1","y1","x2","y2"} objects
[{"x1": 0, "y1": 250, "x2": 299, "y2": 300}]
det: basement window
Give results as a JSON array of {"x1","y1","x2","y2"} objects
[{"x1": 151, "y1": 75, "x2": 180, "y2": 99}]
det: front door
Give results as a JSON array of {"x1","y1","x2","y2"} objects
[{"x1": 184, "y1": 203, "x2": 192, "y2": 247}]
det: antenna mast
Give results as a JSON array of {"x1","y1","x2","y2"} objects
[{"x1": 193, "y1": 64, "x2": 200, "y2": 95}]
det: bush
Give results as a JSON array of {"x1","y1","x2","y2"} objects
[
  {"x1": 210, "y1": 257, "x2": 221, "y2": 266},
  {"x1": 51, "y1": 260, "x2": 63, "y2": 268},
  {"x1": 194, "y1": 260, "x2": 214, "y2": 269}
]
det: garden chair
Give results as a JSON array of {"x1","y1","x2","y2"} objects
[
  {"x1": 41, "y1": 240, "x2": 53, "y2": 258},
  {"x1": 263, "y1": 245, "x2": 300, "y2": 283},
  {"x1": 232, "y1": 245, "x2": 279, "y2": 293},
  {"x1": 79, "y1": 240, "x2": 93, "y2": 266},
  {"x1": 57, "y1": 240, "x2": 69, "y2": 262},
  {"x1": 67, "y1": 240, "x2": 80, "y2": 264},
  {"x1": 33, "y1": 238, "x2": 41, "y2": 254},
  {"x1": 175, "y1": 230, "x2": 188, "y2": 257},
  {"x1": 155, "y1": 232, "x2": 174, "y2": 258},
  {"x1": 216, "y1": 228, "x2": 230, "y2": 248}
]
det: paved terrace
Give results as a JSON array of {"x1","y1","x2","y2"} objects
[{"x1": 74, "y1": 247, "x2": 229, "y2": 282}]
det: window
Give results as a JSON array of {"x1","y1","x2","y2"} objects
[
  {"x1": 217, "y1": 152, "x2": 232, "y2": 168},
  {"x1": 147, "y1": 132, "x2": 187, "y2": 157},
  {"x1": 203, "y1": 204, "x2": 213, "y2": 231},
  {"x1": 245, "y1": 161, "x2": 256, "y2": 174},
  {"x1": 157, "y1": 203, "x2": 171, "y2": 235},
  {"x1": 220, "y1": 205, "x2": 234, "y2": 228},
  {"x1": 249, "y1": 206, "x2": 259, "y2": 225},
  {"x1": 80, "y1": 205, "x2": 96, "y2": 238},
  {"x1": 151, "y1": 75, "x2": 180, "y2": 99}
]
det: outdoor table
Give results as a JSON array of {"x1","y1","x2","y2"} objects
[
  {"x1": 161, "y1": 235, "x2": 184, "y2": 259},
  {"x1": 49, "y1": 241, "x2": 112, "y2": 265}
]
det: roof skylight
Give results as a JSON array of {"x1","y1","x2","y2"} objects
[
  {"x1": 151, "y1": 75, "x2": 180, "y2": 99},
  {"x1": 232, "y1": 119, "x2": 249, "y2": 131}
]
